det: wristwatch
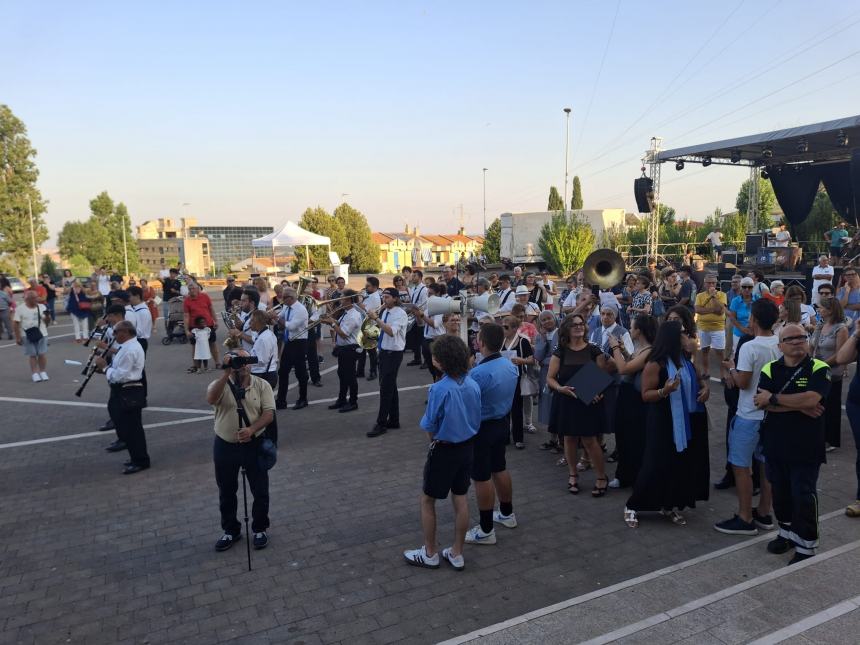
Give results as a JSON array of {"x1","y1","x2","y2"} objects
[{"x1": 769, "y1": 393, "x2": 779, "y2": 406}]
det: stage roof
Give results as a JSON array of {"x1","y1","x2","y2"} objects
[{"x1": 656, "y1": 115, "x2": 860, "y2": 166}]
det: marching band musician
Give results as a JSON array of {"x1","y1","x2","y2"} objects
[
  {"x1": 357, "y1": 277, "x2": 382, "y2": 380},
  {"x1": 229, "y1": 289, "x2": 260, "y2": 353},
  {"x1": 367, "y1": 287, "x2": 409, "y2": 438},
  {"x1": 93, "y1": 320, "x2": 150, "y2": 475},
  {"x1": 406, "y1": 269, "x2": 428, "y2": 367},
  {"x1": 97, "y1": 304, "x2": 128, "y2": 448},
  {"x1": 326, "y1": 289, "x2": 362, "y2": 413},
  {"x1": 416, "y1": 283, "x2": 448, "y2": 382},
  {"x1": 275, "y1": 288, "x2": 310, "y2": 410},
  {"x1": 496, "y1": 274, "x2": 515, "y2": 314}
]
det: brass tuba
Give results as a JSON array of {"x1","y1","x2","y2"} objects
[
  {"x1": 581, "y1": 249, "x2": 626, "y2": 289},
  {"x1": 222, "y1": 304, "x2": 244, "y2": 348}
]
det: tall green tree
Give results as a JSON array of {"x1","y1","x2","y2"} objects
[
  {"x1": 791, "y1": 186, "x2": 838, "y2": 252},
  {"x1": 0, "y1": 105, "x2": 49, "y2": 275},
  {"x1": 82, "y1": 192, "x2": 140, "y2": 274},
  {"x1": 538, "y1": 212, "x2": 595, "y2": 276},
  {"x1": 658, "y1": 203, "x2": 676, "y2": 226},
  {"x1": 57, "y1": 219, "x2": 112, "y2": 267},
  {"x1": 571, "y1": 175, "x2": 583, "y2": 210},
  {"x1": 296, "y1": 206, "x2": 349, "y2": 271},
  {"x1": 333, "y1": 202, "x2": 381, "y2": 273},
  {"x1": 481, "y1": 218, "x2": 501, "y2": 262},
  {"x1": 736, "y1": 177, "x2": 776, "y2": 229},
  {"x1": 67, "y1": 253, "x2": 93, "y2": 277},
  {"x1": 600, "y1": 222, "x2": 628, "y2": 250},
  {"x1": 547, "y1": 186, "x2": 564, "y2": 211},
  {"x1": 39, "y1": 254, "x2": 58, "y2": 278}
]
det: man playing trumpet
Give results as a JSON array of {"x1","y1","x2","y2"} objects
[{"x1": 323, "y1": 289, "x2": 363, "y2": 413}]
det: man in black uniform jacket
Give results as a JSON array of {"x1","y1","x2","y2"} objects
[{"x1": 754, "y1": 323, "x2": 831, "y2": 564}]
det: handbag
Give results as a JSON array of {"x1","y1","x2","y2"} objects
[
  {"x1": 78, "y1": 300, "x2": 92, "y2": 311},
  {"x1": 257, "y1": 436, "x2": 278, "y2": 471},
  {"x1": 516, "y1": 337, "x2": 540, "y2": 396},
  {"x1": 24, "y1": 326, "x2": 43, "y2": 344}
]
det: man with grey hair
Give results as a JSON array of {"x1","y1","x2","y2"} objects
[
  {"x1": 13, "y1": 289, "x2": 51, "y2": 382},
  {"x1": 589, "y1": 306, "x2": 632, "y2": 439},
  {"x1": 93, "y1": 320, "x2": 149, "y2": 474},
  {"x1": 811, "y1": 255, "x2": 834, "y2": 306},
  {"x1": 275, "y1": 287, "x2": 310, "y2": 410}
]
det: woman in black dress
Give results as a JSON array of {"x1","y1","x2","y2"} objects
[
  {"x1": 608, "y1": 314, "x2": 658, "y2": 488},
  {"x1": 624, "y1": 321, "x2": 710, "y2": 527},
  {"x1": 546, "y1": 314, "x2": 610, "y2": 496}
]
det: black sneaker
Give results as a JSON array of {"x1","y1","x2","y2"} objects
[
  {"x1": 714, "y1": 515, "x2": 758, "y2": 536},
  {"x1": 767, "y1": 536, "x2": 792, "y2": 554},
  {"x1": 714, "y1": 475, "x2": 735, "y2": 490},
  {"x1": 788, "y1": 552, "x2": 813, "y2": 565},
  {"x1": 753, "y1": 509, "x2": 775, "y2": 530},
  {"x1": 253, "y1": 532, "x2": 268, "y2": 550},
  {"x1": 406, "y1": 360, "x2": 422, "y2": 366},
  {"x1": 339, "y1": 403, "x2": 358, "y2": 413},
  {"x1": 328, "y1": 400, "x2": 347, "y2": 410},
  {"x1": 367, "y1": 424, "x2": 387, "y2": 438},
  {"x1": 275, "y1": 401, "x2": 288, "y2": 410},
  {"x1": 215, "y1": 533, "x2": 241, "y2": 552},
  {"x1": 105, "y1": 440, "x2": 127, "y2": 452}
]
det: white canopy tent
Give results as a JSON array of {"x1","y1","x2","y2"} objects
[{"x1": 251, "y1": 221, "x2": 331, "y2": 272}]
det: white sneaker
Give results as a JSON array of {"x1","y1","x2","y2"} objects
[
  {"x1": 442, "y1": 547, "x2": 465, "y2": 571},
  {"x1": 465, "y1": 525, "x2": 497, "y2": 544},
  {"x1": 608, "y1": 478, "x2": 621, "y2": 489},
  {"x1": 39, "y1": 372, "x2": 49, "y2": 381},
  {"x1": 493, "y1": 510, "x2": 518, "y2": 529},
  {"x1": 524, "y1": 424, "x2": 537, "y2": 434},
  {"x1": 31, "y1": 373, "x2": 42, "y2": 382},
  {"x1": 403, "y1": 545, "x2": 439, "y2": 569}
]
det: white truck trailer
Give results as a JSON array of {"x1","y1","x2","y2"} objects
[{"x1": 499, "y1": 209, "x2": 626, "y2": 265}]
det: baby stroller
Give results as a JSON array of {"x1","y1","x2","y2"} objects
[{"x1": 161, "y1": 296, "x2": 188, "y2": 345}]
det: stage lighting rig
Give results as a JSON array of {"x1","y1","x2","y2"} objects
[
  {"x1": 702, "y1": 156, "x2": 711, "y2": 167},
  {"x1": 837, "y1": 129, "x2": 849, "y2": 147},
  {"x1": 675, "y1": 160, "x2": 684, "y2": 171},
  {"x1": 796, "y1": 138, "x2": 808, "y2": 153},
  {"x1": 730, "y1": 149, "x2": 742, "y2": 163},
  {"x1": 761, "y1": 146, "x2": 773, "y2": 159},
  {"x1": 761, "y1": 167, "x2": 770, "y2": 179}
]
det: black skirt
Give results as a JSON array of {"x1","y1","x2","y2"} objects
[
  {"x1": 613, "y1": 381, "x2": 646, "y2": 487},
  {"x1": 625, "y1": 400, "x2": 709, "y2": 512},
  {"x1": 550, "y1": 390, "x2": 605, "y2": 437}
]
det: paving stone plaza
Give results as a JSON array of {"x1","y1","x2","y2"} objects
[{"x1": 1, "y1": 296, "x2": 858, "y2": 644}]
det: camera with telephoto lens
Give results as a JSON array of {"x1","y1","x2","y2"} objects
[{"x1": 222, "y1": 354, "x2": 259, "y2": 369}]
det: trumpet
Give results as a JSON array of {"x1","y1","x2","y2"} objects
[{"x1": 75, "y1": 338, "x2": 115, "y2": 397}]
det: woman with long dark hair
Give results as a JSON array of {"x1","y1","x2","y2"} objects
[
  {"x1": 812, "y1": 297, "x2": 848, "y2": 451},
  {"x1": 624, "y1": 320, "x2": 709, "y2": 527},
  {"x1": 608, "y1": 314, "x2": 658, "y2": 488},
  {"x1": 546, "y1": 314, "x2": 610, "y2": 496}
]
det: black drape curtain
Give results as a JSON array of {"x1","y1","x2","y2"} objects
[{"x1": 768, "y1": 152, "x2": 859, "y2": 227}]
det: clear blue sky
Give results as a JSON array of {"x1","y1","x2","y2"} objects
[{"x1": 4, "y1": 0, "x2": 860, "y2": 242}]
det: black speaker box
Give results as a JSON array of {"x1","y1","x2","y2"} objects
[{"x1": 634, "y1": 176, "x2": 653, "y2": 213}]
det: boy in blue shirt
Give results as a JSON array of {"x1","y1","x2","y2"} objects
[
  {"x1": 404, "y1": 335, "x2": 481, "y2": 571},
  {"x1": 465, "y1": 323, "x2": 520, "y2": 545}
]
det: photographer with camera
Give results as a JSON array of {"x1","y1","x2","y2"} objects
[{"x1": 206, "y1": 350, "x2": 275, "y2": 552}]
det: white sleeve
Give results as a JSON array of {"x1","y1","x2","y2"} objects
[
  {"x1": 737, "y1": 343, "x2": 755, "y2": 373},
  {"x1": 622, "y1": 332, "x2": 635, "y2": 354}
]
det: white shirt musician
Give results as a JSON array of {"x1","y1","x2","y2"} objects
[
  {"x1": 363, "y1": 287, "x2": 382, "y2": 313},
  {"x1": 497, "y1": 283, "x2": 515, "y2": 314},
  {"x1": 374, "y1": 302, "x2": 408, "y2": 351},
  {"x1": 128, "y1": 302, "x2": 152, "y2": 341},
  {"x1": 250, "y1": 327, "x2": 279, "y2": 375},
  {"x1": 335, "y1": 306, "x2": 363, "y2": 347},
  {"x1": 104, "y1": 332, "x2": 145, "y2": 384},
  {"x1": 367, "y1": 288, "x2": 409, "y2": 437},
  {"x1": 277, "y1": 299, "x2": 309, "y2": 341},
  {"x1": 408, "y1": 282, "x2": 428, "y2": 325}
]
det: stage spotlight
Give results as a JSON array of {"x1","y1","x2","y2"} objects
[
  {"x1": 797, "y1": 138, "x2": 808, "y2": 153},
  {"x1": 675, "y1": 160, "x2": 684, "y2": 171},
  {"x1": 761, "y1": 167, "x2": 770, "y2": 179},
  {"x1": 730, "y1": 149, "x2": 742, "y2": 163},
  {"x1": 702, "y1": 156, "x2": 712, "y2": 167},
  {"x1": 837, "y1": 129, "x2": 849, "y2": 147},
  {"x1": 762, "y1": 146, "x2": 773, "y2": 159}
]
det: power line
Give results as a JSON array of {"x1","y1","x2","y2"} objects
[{"x1": 571, "y1": 0, "x2": 622, "y2": 167}]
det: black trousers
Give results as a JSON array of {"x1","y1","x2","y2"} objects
[
  {"x1": 406, "y1": 324, "x2": 423, "y2": 362},
  {"x1": 356, "y1": 347, "x2": 377, "y2": 376},
  {"x1": 276, "y1": 339, "x2": 308, "y2": 403},
  {"x1": 213, "y1": 436, "x2": 269, "y2": 535},
  {"x1": 306, "y1": 329, "x2": 321, "y2": 382},
  {"x1": 336, "y1": 345, "x2": 359, "y2": 404},
  {"x1": 256, "y1": 371, "x2": 280, "y2": 443},
  {"x1": 376, "y1": 349, "x2": 403, "y2": 426},
  {"x1": 108, "y1": 389, "x2": 150, "y2": 467},
  {"x1": 509, "y1": 380, "x2": 523, "y2": 444},
  {"x1": 421, "y1": 337, "x2": 440, "y2": 381},
  {"x1": 766, "y1": 459, "x2": 820, "y2": 555},
  {"x1": 824, "y1": 378, "x2": 843, "y2": 447},
  {"x1": 138, "y1": 338, "x2": 148, "y2": 397}
]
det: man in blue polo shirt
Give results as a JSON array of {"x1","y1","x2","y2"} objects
[
  {"x1": 404, "y1": 335, "x2": 481, "y2": 571},
  {"x1": 464, "y1": 323, "x2": 519, "y2": 545}
]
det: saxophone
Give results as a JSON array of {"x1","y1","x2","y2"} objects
[{"x1": 222, "y1": 304, "x2": 245, "y2": 349}]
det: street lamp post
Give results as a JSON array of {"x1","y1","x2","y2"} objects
[
  {"x1": 121, "y1": 209, "x2": 129, "y2": 279},
  {"x1": 26, "y1": 195, "x2": 38, "y2": 278},
  {"x1": 482, "y1": 168, "x2": 488, "y2": 236},
  {"x1": 563, "y1": 108, "x2": 572, "y2": 216}
]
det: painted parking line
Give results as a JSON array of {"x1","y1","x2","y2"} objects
[
  {"x1": 441, "y1": 509, "x2": 848, "y2": 644},
  {"x1": 0, "y1": 396, "x2": 212, "y2": 415},
  {"x1": 747, "y1": 593, "x2": 860, "y2": 645},
  {"x1": 0, "y1": 332, "x2": 76, "y2": 348},
  {"x1": 0, "y1": 415, "x2": 215, "y2": 449}
]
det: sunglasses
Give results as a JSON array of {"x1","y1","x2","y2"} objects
[
  {"x1": 780, "y1": 335, "x2": 808, "y2": 344},
  {"x1": 741, "y1": 286, "x2": 753, "y2": 289}
]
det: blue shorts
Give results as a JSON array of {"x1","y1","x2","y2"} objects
[{"x1": 728, "y1": 415, "x2": 763, "y2": 468}]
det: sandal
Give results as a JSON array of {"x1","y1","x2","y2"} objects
[
  {"x1": 556, "y1": 456, "x2": 568, "y2": 467},
  {"x1": 661, "y1": 509, "x2": 686, "y2": 525},
  {"x1": 568, "y1": 474, "x2": 579, "y2": 495},
  {"x1": 845, "y1": 500, "x2": 860, "y2": 517},
  {"x1": 576, "y1": 458, "x2": 591, "y2": 472},
  {"x1": 186, "y1": 366, "x2": 198, "y2": 373},
  {"x1": 624, "y1": 507, "x2": 639, "y2": 528},
  {"x1": 591, "y1": 477, "x2": 609, "y2": 497}
]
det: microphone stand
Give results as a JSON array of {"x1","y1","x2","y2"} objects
[{"x1": 226, "y1": 372, "x2": 253, "y2": 572}]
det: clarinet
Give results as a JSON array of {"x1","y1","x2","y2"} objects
[
  {"x1": 82, "y1": 321, "x2": 107, "y2": 348},
  {"x1": 75, "y1": 339, "x2": 115, "y2": 398},
  {"x1": 81, "y1": 328, "x2": 110, "y2": 375}
]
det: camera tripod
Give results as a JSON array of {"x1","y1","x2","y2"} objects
[{"x1": 226, "y1": 373, "x2": 254, "y2": 572}]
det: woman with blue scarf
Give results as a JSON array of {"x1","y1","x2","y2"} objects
[{"x1": 623, "y1": 320, "x2": 710, "y2": 528}]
